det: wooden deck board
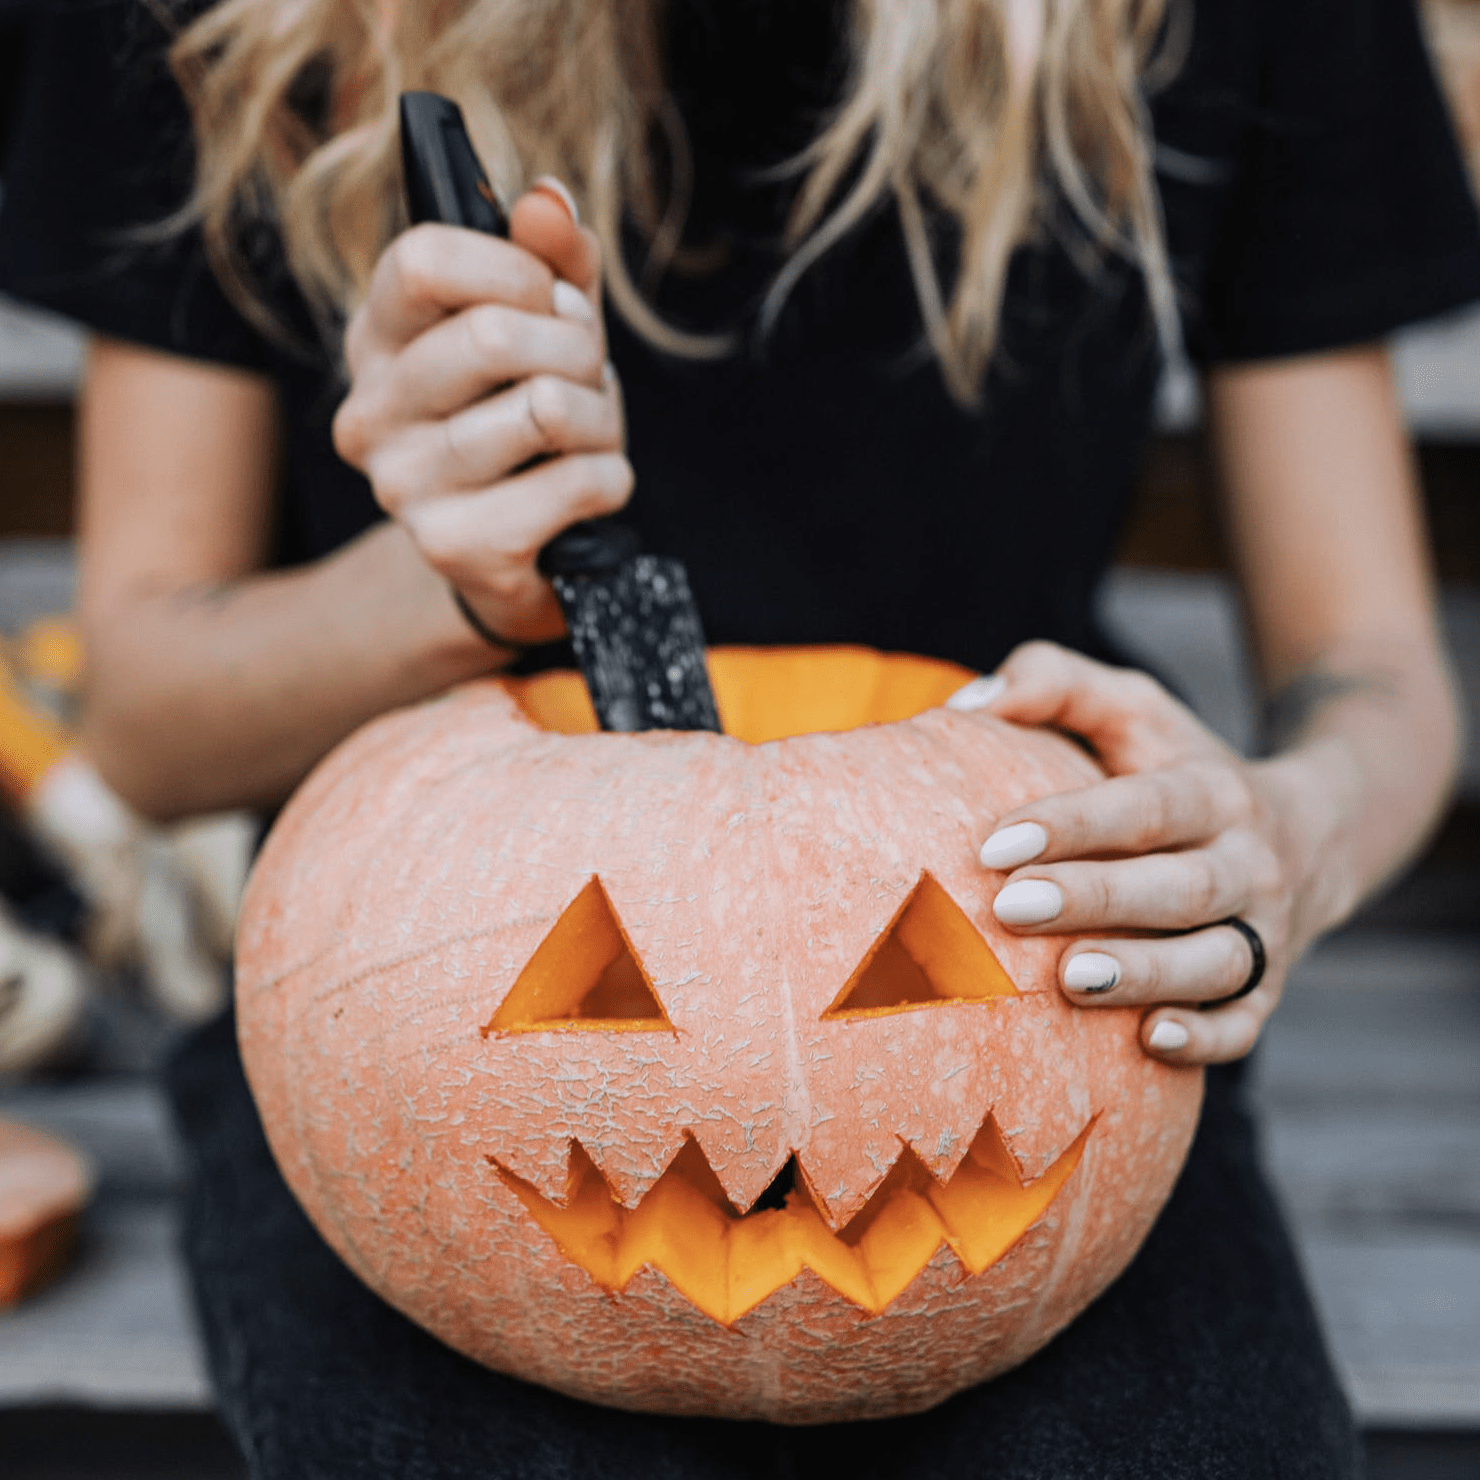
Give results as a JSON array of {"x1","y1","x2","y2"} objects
[
  {"x1": 1256, "y1": 931, "x2": 1480, "y2": 1428},
  {"x1": 1300, "y1": 1232, "x2": 1480, "y2": 1427}
]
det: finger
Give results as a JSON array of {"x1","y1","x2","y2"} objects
[
  {"x1": 356, "y1": 224, "x2": 555, "y2": 357},
  {"x1": 1058, "y1": 922, "x2": 1262, "y2": 1007},
  {"x1": 945, "y1": 674, "x2": 1005, "y2": 711},
  {"x1": 384, "y1": 301, "x2": 606, "y2": 422},
  {"x1": 603, "y1": 358, "x2": 625, "y2": 428},
  {"x1": 987, "y1": 641, "x2": 1223, "y2": 773},
  {"x1": 990, "y1": 837, "x2": 1269, "y2": 934},
  {"x1": 510, "y1": 185, "x2": 600, "y2": 295},
  {"x1": 373, "y1": 376, "x2": 623, "y2": 508},
  {"x1": 401, "y1": 451, "x2": 635, "y2": 583},
  {"x1": 510, "y1": 186, "x2": 606, "y2": 364},
  {"x1": 978, "y1": 762, "x2": 1254, "y2": 869},
  {"x1": 1141, "y1": 999, "x2": 1267, "y2": 1066},
  {"x1": 335, "y1": 306, "x2": 604, "y2": 470},
  {"x1": 445, "y1": 374, "x2": 623, "y2": 488}
]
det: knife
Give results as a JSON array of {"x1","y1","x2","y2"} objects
[{"x1": 398, "y1": 91, "x2": 722, "y2": 734}]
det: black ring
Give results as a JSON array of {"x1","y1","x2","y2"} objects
[
  {"x1": 450, "y1": 586, "x2": 528, "y2": 652},
  {"x1": 1211, "y1": 917, "x2": 1266, "y2": 1004}
]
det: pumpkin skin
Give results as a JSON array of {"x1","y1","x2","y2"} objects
[{"x1": 237, "y1": 646, "x2": 1202, "y2": 1423}]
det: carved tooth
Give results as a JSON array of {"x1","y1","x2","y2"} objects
[
  {"x1": 486, "y1": 1137, "x2": 584, "y2": 1206},
  {"x1": 683, "y1": 1118, "x2": 789, "y2": 1214}
]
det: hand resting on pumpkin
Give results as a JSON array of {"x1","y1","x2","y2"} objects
[
  {"x1": 948, "y1": 645, "x2": 1311, "y2": 1068},
  {"x1": 940, "y1": 347, "x2": 1462, "y2": 1069},
  {"x1": 951, "y1": 635, "x2": 1458, "y2": 1067}
]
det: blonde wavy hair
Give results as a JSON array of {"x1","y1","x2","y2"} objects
[{"x1": 167, "y1": 0, "x2": 1182, "y2": 401}]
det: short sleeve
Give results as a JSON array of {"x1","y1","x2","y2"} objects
[
  {"x1": 0, "y1": 0, "x2": 272, "y2": 370},
  {"x1": 1195, "y1": 0, "x2": 1480, "y2": 362}
]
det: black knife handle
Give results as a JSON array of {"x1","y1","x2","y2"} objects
[
  {"x1": 400, "y1": 92, "x2": 509, "y2": 234},
  {"x1": 399, "y1": 92, "x2": 630, "y2": 582},
  {"x1": 536, "y1": 520, "x2": 639, "y2": 577}
]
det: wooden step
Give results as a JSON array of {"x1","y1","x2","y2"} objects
[{"x1": 1255, "y1": 930, "x2": 1480, "y2": 1428}]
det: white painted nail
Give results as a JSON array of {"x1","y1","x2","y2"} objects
[
  {"x1": 1064, "y1": 952, "x2": 1121, "y2": 992},
  {"x1": 552, "y1": 279, "x2": 594, "y2": 323},
  {"x1": 978, "y1": 821, "x2": 1047, "y2": 870},
  {"x1": 992, "y1": 879, "x2": 1063, "y2": 926},
  {"x1": 945, "y1": 675, "x2": 1005, "y2": 712},
  {"x1": 1148, "y1": 1020, "x2": 1190, "y2": 1053},
  {"x1": 531, "y1": 174, "x2": 580, "y2": 224}
]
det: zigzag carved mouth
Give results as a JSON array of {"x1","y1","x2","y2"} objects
[{"x1": 489, "y1": 1115, "x2": 1093, "y2": 1326}]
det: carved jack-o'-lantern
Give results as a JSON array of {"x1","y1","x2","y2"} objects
[{"x1": 237, "y1": 647, "x2": 1202, "y2": 1424}]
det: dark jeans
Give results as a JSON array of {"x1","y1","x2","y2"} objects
[{"x1": 166, "y1": 1011, "x2": 1359, "y2": 1479}]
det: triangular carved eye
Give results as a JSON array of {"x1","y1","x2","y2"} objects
[
  {"x1": 485, "y1": 878, "x2": 671, "y2": 1033},
  {"x1": 823, "y1": 873, "x2": 1018, "y2": 1018}
]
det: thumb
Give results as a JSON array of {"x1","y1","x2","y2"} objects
[
  {"x1": 509, "y1": 179, "x2": 601, "y2": 298},
  {"x1": 952, "y1": 641, "x2": 1209, "y2": 773}
]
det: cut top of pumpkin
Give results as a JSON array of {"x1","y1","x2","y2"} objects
[{"x1": 502, "y1": 645, "x2": 976, "y2": 744}]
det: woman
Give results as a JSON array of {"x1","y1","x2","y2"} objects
[{"x1": 2, "y1": 0, "x2": 1477, "y2": 1474}]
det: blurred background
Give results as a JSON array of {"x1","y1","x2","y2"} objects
[{"x1": 1, "y1": 2, "x2": 1477, "y2": 1477}]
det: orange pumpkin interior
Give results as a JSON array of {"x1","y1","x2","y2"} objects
[
  {"x1": 488, "y1": 867, "x2": 1019, "y2": 1036},
  {"x1": 485, "y1": 878, "x2": 670, "y2": 1034},
  {"x1": 492, "y1": 1115, "x2": 1091, "y2": 1325},
  {"x1": 825, "y1": 872, "x2": 1019, "y2": 1016},
  {"x1": 502, "y1": 644, "x2": 977, "y2": 744}
]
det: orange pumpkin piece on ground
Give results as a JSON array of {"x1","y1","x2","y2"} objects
[
  {"x1": 0, "y1": 1117, "x2": 92, "y2": 1307},
  {"x1": 237, "y1": 646, "x2": 1203, "y2": 1423}
]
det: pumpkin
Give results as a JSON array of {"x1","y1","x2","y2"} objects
[
  {"x1": 0, "y1": 1117, "x2": 92, "y2": 1307},
  {"x1": 237, "y1": 646, "x2": 1202, "y2": 1423}
]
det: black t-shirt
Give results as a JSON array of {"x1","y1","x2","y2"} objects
[{"x1": 2, "y1": 0, "x2": 1478, "y2": 674}]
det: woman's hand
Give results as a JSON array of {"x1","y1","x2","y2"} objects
[
  {"x1": 944, "y1": 350, "x2": 1460, "y2": 1068},
  {"x1": 332, "y1": 184, "x2": 631, "y2": 649},
  {"x1": 951, "y1": 641, "x2": 1332, "y2": 1067}
]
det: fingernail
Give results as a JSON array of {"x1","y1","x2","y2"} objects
[
  {"x1": 1064, "y1": 951, "x2": 1120, "y2": 993},
  {"x1": 992, "y1": 879, "x2": 1063, "y2": 926},
  {"x1": 946, "y1": 675, "x2": 1005, "y2": 712},
  {"x1": 531, "y1": 174, "x2": 580, "y2": 224},
  {"x1": 552, "y1": 279, "x2": 594, "y2": 323},
  {"x1": 1148, "y1": 1020, "x2": 1190, "y2": 1053},
  {"x1": 978, "y1": 820, "x2": 1047, "y2": 870}
]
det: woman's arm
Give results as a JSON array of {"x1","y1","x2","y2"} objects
[
  {"x1": 959, "y1": 344, "x2": 1460, "y2": 1064},
  {"x1": 79, "y1": 186, "x2": 625, "y2": 822},
  {"x1": 1210, "y1": 345, "x2": 1460, "y2": 929},
  {"x1": 77, "y1": 339, "x2": 499, "y2": 820}
]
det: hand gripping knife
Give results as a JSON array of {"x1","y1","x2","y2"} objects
[{"x1": 398, "y1": 91, "x2": 721, "y2": 734}]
